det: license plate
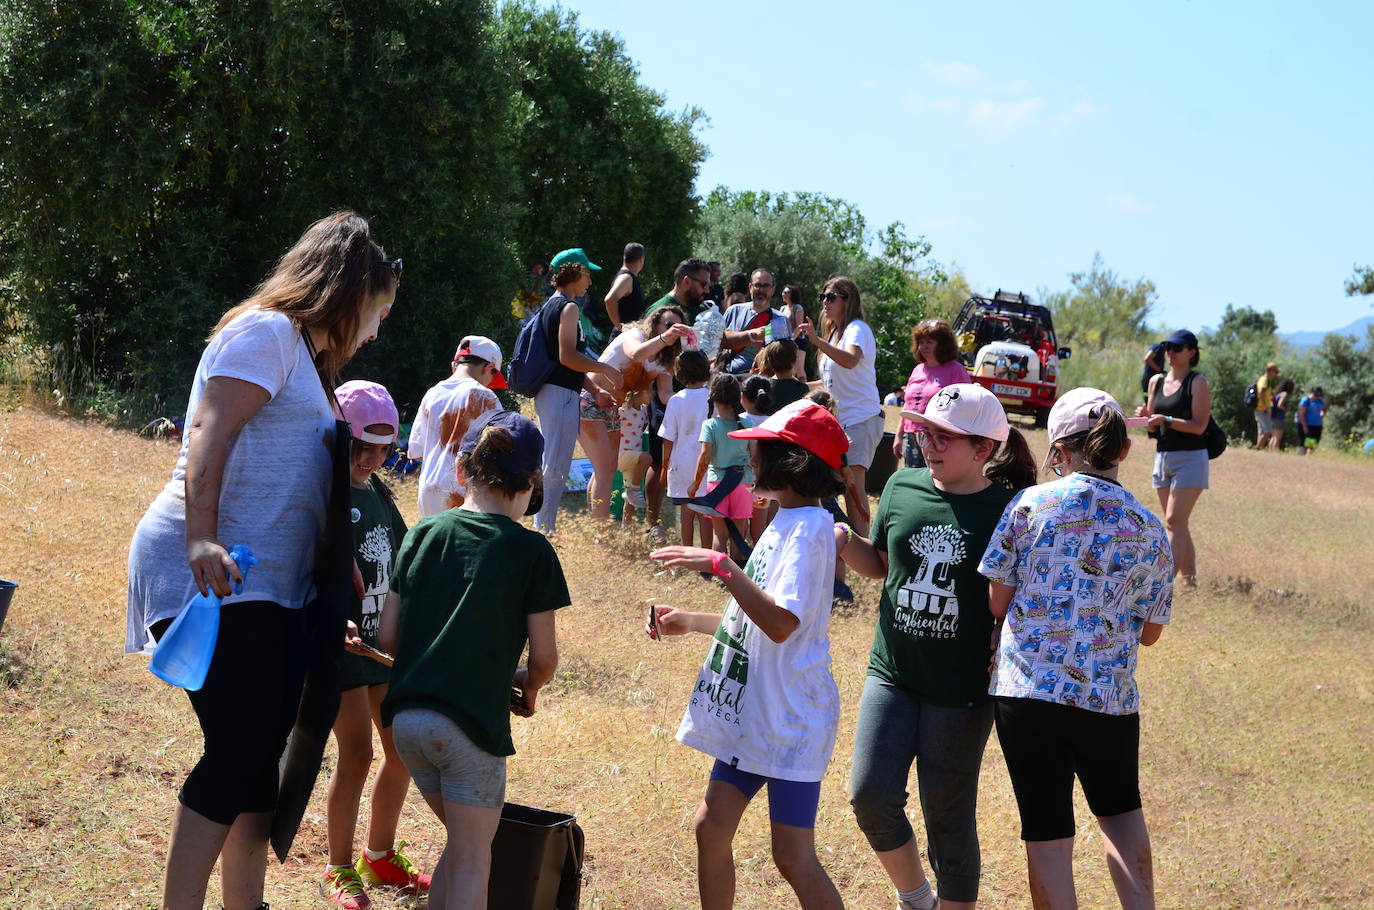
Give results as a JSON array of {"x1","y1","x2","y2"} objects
[{"x1": 992, "y1": 383, "x2": 1026, "y2": 397}]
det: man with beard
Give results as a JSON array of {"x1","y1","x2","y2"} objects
[{"x1": 720, "y1": 268, "x2": 794, "y2": 374}]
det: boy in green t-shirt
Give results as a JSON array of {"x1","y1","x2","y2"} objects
[{"x1": 380, "y1": 409, "x2": 569, "y2": 909}]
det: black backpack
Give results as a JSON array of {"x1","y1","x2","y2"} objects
[
  {"x1": 507, "y1": 297, "x2": 562, "y2": 396},
  {"x1": 1243, "y1": 382, "x2": 1259, "y2": 409}
]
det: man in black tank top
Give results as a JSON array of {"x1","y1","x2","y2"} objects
[{"x1": 603, "y1": 242, "x2": 646, "y2": 333}]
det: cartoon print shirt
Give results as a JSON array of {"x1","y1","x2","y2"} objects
[
  {"x1": 979, "y1": 473, "x2": 1174, "y2": 715},
  {"x1": 341, "y1": 475, "x2": 407, "y2": 688},
  {"x1": 867, "y1": 468, "x2": 1014, "y2": 708},
  {"x1": 676, "y1": 506, "x2": 839, "y2": 782}
]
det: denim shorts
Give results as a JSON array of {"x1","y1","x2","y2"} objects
[
  {"x1": 1152, "y1": 448, "x2": 1208, "y2": 490},
  {"x1": 391, "y1": 707, "x2": 506, "y2": 808}
]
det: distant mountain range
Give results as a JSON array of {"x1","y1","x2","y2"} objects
[{"x1": 1280, "y1": 315, "x2": 1373, "y2": 350}]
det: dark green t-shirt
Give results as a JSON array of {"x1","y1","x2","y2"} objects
[
  {"x1": 868, "y1": 468, "x2": 1014, "y2": 708},
  {"x1": 380, "y1": 510, "x2": 571, "y2": 756},
  {"x1": 342, "y1": 475, "x2": 408, "y2": 690},
  {"x1": 770, "y1": 377, "x2": 809, "y2": 411},
  {"x1": 646, "y1": 291, "x2": 713, "y2": 323}
]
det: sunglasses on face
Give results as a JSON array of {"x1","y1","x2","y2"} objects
[
  {"x1": 915, "y1": 427, "x2": 968, "y2": 452},
  {"x1": 1162, "y1": 342, "x2": 1181, "y2": 353},
  {"x1": 818, "y1": 291, "x2": 848, "y2": 303},
  {"x1": 376, "y1": 258, "x2": 403, "y2": 282}
]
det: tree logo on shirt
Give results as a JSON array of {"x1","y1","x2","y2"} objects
[
  {"x1": 693, "y1": 604, "x2": 749, "y2": 726},
  {"x1": 894, "y1": 524, "x2": 967, "y2": 639},
  {"x1": 356, "y1": 525, "x2": 393, "y2": 638}
]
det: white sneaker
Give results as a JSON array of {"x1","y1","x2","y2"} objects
[{"x1": 623, "y1": 486, "x2": 647, "y2": 508}]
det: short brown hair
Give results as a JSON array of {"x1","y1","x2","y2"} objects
[
  {"x1": 910, "y1": 318, "x2": 959, "y2": 364},
  {"x1": 753, "y1": 439, "x2": 845, "y2": 498},
  {"x1": 760, "y1": 339, "x2": 798, "y2": 377}
]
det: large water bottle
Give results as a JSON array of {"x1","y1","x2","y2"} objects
[
  {"x1": 148, "y1": 545, "x2": 259, "y2": 691},
  {"x1": 694, "y1": 306, "x2": 724, "y2": 361}
]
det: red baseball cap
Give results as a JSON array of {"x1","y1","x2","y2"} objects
[{"x1": 728, "y1": 400, "x2": 849, "y2": 468}]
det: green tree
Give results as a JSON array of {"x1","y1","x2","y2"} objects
[
  {"x1": 494, "y1": 1, "x2": 707, "y2": 320},
  {"x1": 1311, "y1": 324, "x2": 1374, "y2": 445},
  {"x1": 1345, "y1": 264, "x2": 1374, "y2": 297},
  {"x1": 1039, "y1": 253, "x2": 1157, "y2": 349},
  {"x1": 1211, "y1": 303, "x2": 1279, "y2": 343}
]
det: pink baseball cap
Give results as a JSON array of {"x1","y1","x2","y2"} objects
[
  {"x1": 1047, "y1": 388, "x2": 1123, "y2": 444},
  {"x1": 728, "y1": 399, "x2": 849, "y2": 469},
  {"x1": 901, "y1": 383, "x2": 1009, "y2": 442},
  {"x1": 335, "y1": 380, "x2": 400, "y2": 444}
]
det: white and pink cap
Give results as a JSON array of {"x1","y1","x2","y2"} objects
[
  {"x1": 1047, "y1": 388, "x2": 1126, "y2": 443},
  {"x1": 335, "y1": 380, "x2": 400, "y2": 444},
  {"x1": 901, "y1": 383, "x2": 1009, "y2": 442}
]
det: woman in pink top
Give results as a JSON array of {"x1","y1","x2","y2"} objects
[{"x1": 895, "y1": 319, "x2": 971, "y2": 468}]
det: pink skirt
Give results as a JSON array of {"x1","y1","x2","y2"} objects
[{"x1": 707, "y1": 480, "x2": 755, "y2": 520}]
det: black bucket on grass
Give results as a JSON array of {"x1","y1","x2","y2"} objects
[
  {"x1": 488, "y1": 802, "x2": 584, "y2": 910},
  {"x1": 0, "y1": 580, "x2": 15, "y2": 637},
  {"x1": 866, "y1": 431, "x2": 899, "y2": 494}
]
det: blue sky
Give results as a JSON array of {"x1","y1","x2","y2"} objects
[{"x1": 545, "y1": 0, "x2": 1373, "y2": 334}]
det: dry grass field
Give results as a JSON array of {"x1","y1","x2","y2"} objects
[{"x1": 1, "y1": 401, "x2": 1372, "y2": 909}]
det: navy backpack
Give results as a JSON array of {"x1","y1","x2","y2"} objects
[{"x1": 507, "y1": 296, "x2": 562, "y2": 396}]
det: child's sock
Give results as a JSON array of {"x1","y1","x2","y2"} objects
[
  {"x1": 897, "y1": 880, "x2": 936, "y2": 910},
  {"x1": 364, "y1": 846, "x2": 391, "y2": 861},
  {"x1": 326, "y1": 862, "x2": 352, "y2": 873}
]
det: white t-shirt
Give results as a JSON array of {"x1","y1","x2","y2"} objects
[
  {"x1": 408, "y1": 374, "x2": 500, "y2": 517},
  {"x1": 658, "y1": 387, "x2": 710, "y2": 499},
  {"x1": 126, "y1": 309, "x2": 335, "y2": 653},
  {"x1": 599, "y1": 326, "x2": 668, "y2": 397},
  {"x1": 820, "y1": 319, "x2": 881, "y2": 427},
  {"x1": 676, "y1": 506, "x2": 839, "y2": 781}
]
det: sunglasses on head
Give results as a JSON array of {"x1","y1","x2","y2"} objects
[
  {"x1": 818, "y1": 291, "x2": 848, "y2": 303},
  {"x1": 376, "y1": 258, "x2": 403, "y2": 281}
]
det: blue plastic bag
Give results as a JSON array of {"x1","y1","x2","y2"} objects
[{"x1": 148, "y1": 545, "x2": 258, "y2": 691}]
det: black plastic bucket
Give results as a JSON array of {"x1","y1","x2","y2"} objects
[
  {"x1": 488, "y1": 802, "x2": 583, "y2": 910},
  {"x1": 0, "y1": 580, "x2": 15, "y2": 637},
  {"x1": 866, "y1": 431, "x2": 899, "y2": 494}
]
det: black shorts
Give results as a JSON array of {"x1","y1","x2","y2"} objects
[
  {"x1": 647, "y1": 396, "x2": 666, "y2": 467},
  {"x1": 993, "y1": 696, "x2": 1142, "y2": 841},
  {"x1": 1302, "y1": 425, "x2": 1323, "y2": 444}
]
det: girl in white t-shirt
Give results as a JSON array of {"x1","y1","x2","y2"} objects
[
  {"x1": 799, "y1": 276, "x2": 883, "y2": 537},
  {"x1": 648, "y1": 400, "x2": 851, "y2": 910},
  {"x1": 658, "y1": 350, "x2": 713, "y2": 549}
]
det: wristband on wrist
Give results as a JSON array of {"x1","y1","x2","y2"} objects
[
  {"x1": 1165, "y1": 415, "x2": 1174, "y2": 426},
  {"x1": 710, "y1": 551, "x2": 733, "y2": 578},
  {"x1": 836, "y1": 522, "x2": 853, "y2": 552}
]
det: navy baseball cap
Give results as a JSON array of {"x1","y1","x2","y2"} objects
[
  {"x1": 1162, "y1": 329, "x2": 1198, "y2": 348},
  {"x1": 459, "y1": 409, "x2": 544, "y2": 473}
]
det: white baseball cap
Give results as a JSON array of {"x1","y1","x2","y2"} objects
[
  {"x1": 901, "y1": 383, "x2": 1009, "y2": 442},
  {"x1": 1047, "y1": 388, "x2": 1123, "y2": 444}
]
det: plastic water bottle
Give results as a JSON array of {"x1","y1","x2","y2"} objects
[
  {"x1": 148, "y1": 545, "x2": 258, "y2": 691},
  {"x1": 694, "y1": 307, "x2": 724, "y2": 361}
]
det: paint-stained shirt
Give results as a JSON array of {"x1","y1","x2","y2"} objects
[
  {"x1": 408, "y1": 375, "x2": 499, "y2": 517},
  {"x1": 676, "y1": 506, "x2": 838, "y2": 782},
  {"x1": 979, "y1": 473, "x2": 1174, "y2": 715}
]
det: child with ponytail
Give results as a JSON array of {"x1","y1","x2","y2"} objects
[
  {"x1": 979, "y1": 388, "x2": 1173, "y2": 908},
  {"x1": 836, "y1": 383, "x2": 1035, "y2": 910}
]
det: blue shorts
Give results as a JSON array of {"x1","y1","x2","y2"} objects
[{"x1": 709, "y1": 760, "x2": 822, "y2": 829}]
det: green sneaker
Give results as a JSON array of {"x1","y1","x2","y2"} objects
[{"x1": 319, "y1": 865, "x2": 371, "y2": 909}]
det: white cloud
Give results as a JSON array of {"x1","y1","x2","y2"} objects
[
  {"x1": 1108, "y1": 194, "x2": 1156, "y2": 214},
  {"x1": 968, "y1": 98, "x2": 1045, "y2": 135},
  {"x1": 922, "y1": 60, "x2": 1032, "y2": 95},
  {"x1": 1054, "y1": 101, "x2": 1110, "y2": 126}
]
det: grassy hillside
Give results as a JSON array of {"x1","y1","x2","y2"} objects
[{"x1": 1, "y1": 404, "x2": 1371, "y2": 908}]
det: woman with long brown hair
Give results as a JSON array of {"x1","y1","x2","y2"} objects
[
  {"x1": 799, "y1": 275, "x2": 883, "y2": 535},
  {"x1": 127, "y1": 212, "x2": 399, "y2": 910}
]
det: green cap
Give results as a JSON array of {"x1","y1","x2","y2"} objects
[{"x1": 550, "y1": 247, "x2": 602, "y2": 271}]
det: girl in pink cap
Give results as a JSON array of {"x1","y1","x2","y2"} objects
[{"x1": 319, "y1": 380, "x2": 430, "y2": 908}]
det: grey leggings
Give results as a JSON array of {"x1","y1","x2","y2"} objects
[{"x1": 849, "y1": 676, "x2": 994, "y2": 903}]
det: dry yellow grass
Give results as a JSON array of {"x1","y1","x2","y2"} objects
[{"x1": 1, "y1": 402, "x2": 1372, "y2": 909}]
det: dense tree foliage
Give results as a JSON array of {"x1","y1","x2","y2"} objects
[
  {"x1": 1345, "y1": 265, "x2": 1374, "y2": 298},
  {"x1": 0, "y1": 0, "x2": 706, "y2": 418},
  {"x1": 1311, "y1": 324, "x2": 1374, "y2": 445},
  {"x1": 1039, "y1": 253, "x2": 1157, "y2": 350}
]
